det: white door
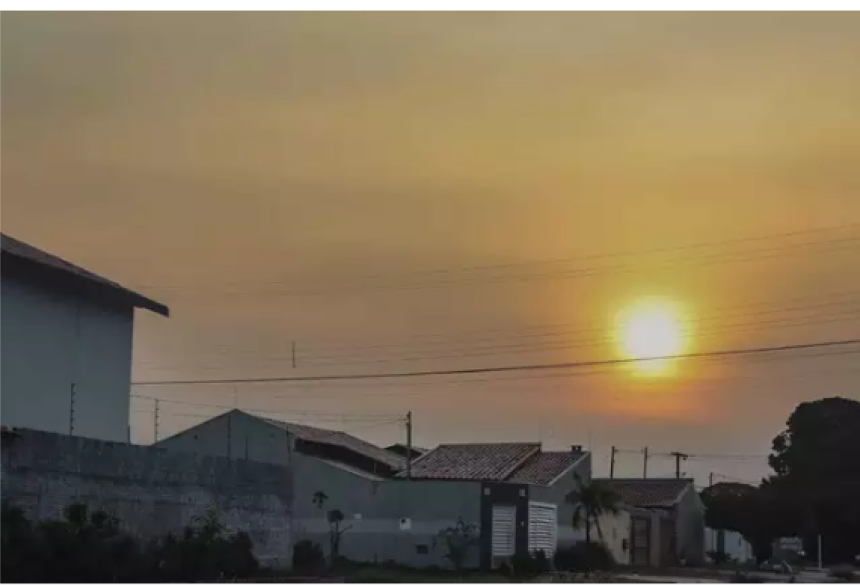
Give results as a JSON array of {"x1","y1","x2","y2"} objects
[
  {"x1": 492, "y1": 505, "x2": 517, "y2": 559},
  {"x1": 528, "y1": 502, "x2": 558, "y2": 556}
]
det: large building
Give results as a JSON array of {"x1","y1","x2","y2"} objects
[{"x1": 1, "y1": 234, "x2": 169, "y2": 442}]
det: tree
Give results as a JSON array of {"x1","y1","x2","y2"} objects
[
  {"x1": 700, "y1": 482, "x2": 795, "y2": 563},
  {"x1": 566, "y1": 474, "x2": 621, "y2": 545},
  {"x1": 312, "y1": 490, "x2": 351, "y2": 565},
  {"x1": 434, "y1": 518, "x2": 479, "y2": 572},
  {"x1": 766, "y1": 397, "x2": 860, "y2": 564}
]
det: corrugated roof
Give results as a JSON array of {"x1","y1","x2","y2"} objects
[
  {"x1": 604, "y1": 479, "x2": 693, "y2": 508},
  {"x1": 405, "y1": 443, "x2": 541, "y2": 481},
  {"x1": 1, "y1": 233, "x2": 169, "y2": 317},
  {"x1": 261, "y1": 417, "x2": 405, "y2": 471},
  {"x1": 508, "y1": 450, "x2": 586, "y2": 485}
]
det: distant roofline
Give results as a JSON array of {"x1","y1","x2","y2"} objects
[{"x1": 1, "y1": 233, "x2": 169, "y2": 317}]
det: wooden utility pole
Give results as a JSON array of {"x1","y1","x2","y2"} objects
[
  {"x1": 670, "y1": 451, "x2": 689, "y2": 479},
  {"x1": 291, "y1": 341, "x2": 297, "y2": 369},
  {"x1": 153, "y1": 399, "x2": 160, "y2": 443},
  {"x1": 405, "y1": 411, "x2": 413, "y2": 480},
  {"x1": 227, "y1": 411, "x2": 233, "y2": 460},
  {"x1": 69, "y1": 382, "x2": 76, "y2": 435},
  {"x1": 709, "y1": 472, "x2": 714, "y2": 487},
  {"x1": 643, "y1": 447, "x2": 649, "y2": 478},
  {"x1": 610, "y1": 446, "x2": 617, "y2": 478}
]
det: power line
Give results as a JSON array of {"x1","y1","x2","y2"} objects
[
  {"x1": 138, "y1": 309, "x2": 860, "y2": 370},
  {"x1": 138, "y1": 288, "x2": 860, "y2": 359},
  {"x1": 133, "y1": 298, "x2": 860, "y2": 371},
  {"x1": 136, "y1": 223, "x2": 860, "y2": 295},
  {"x1": 131, "y1": 337, "x2": 860, "y2": 387},
  {"x1": 130, "y1": 394, "x2": 399, "y2": 420},
  {"x1": 145, "y1": 238, "x2": 860, "y2": 300}
]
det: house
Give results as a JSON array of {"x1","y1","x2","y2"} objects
[
  {"x1": 603, "y1": 478, "x2": 706, "y2": 565},
  {"x1": 402, "y1": 442, "x2": 592, "y2": 567},
  {"x1": 1, "y1": 234, "x2": 169, "y2": 442},
  {"x1": 158, "y1": 422, "x2": 590, "y2": 570},
  {"x1": 155, "y1": 410, "x2": 410, "y2": 557}
]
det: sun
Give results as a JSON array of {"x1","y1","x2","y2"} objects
[{"x1": 616, "y1": 298, "x2": 688, "y2": 375}]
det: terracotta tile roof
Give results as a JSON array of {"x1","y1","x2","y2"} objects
[
  {"x1": 604, "y1": 479, "x2": 693, "y2": 508},
  {"x1": 260, "y1": 416, "x2": 406, "y2": 471},
  {"x1": 1, "y1": 233, "x2": 169, "y2": 317},
  {"x1": 406, "y1": 443, "x2": 541, "y2": 481},
  {"x1": 508, "y1": 451, "x2": 586, "y2": 485}
]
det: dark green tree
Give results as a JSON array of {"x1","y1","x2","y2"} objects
[{"x1": 766, "y1": 397, "x2": 860, "y2": 563}]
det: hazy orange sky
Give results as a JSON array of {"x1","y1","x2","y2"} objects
[{"x1": 3, "y1": 12, "x2": 860, "y2": 485}]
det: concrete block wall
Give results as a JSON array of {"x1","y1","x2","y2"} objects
[{"x1": 0, "y1": 429, "x2": 293, "y2": 567}]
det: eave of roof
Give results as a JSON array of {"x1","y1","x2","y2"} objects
[
  {"x1": 1, "y1": 233, "x2": 169, "y2": 317},
  {"x1": 602, "y1": 478, "x2": 694, "y2": 508}
]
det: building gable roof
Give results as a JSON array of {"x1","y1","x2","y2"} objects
[
  {"x1": 407, "y1": 443, "x2": 540, "y2": 481},
  {"x1": 259, "y1": 416, "x2": 406, "y2": 471},
  {"x1": 401, "y1": 442, "x2": 589, "y2": 485},
  {"x1": 1, "y1": 233, "x2": 169, "y2": 317},
  {"x1": 508, "y1": 450, "x2": 586, "y2": 485},
  {"x1": 603, "y1": 478, "x2": 693, "y2": 508}
]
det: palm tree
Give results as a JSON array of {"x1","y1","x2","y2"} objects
[{"x1": 565, "y1": 474, "x2": 622, "y2": 545}]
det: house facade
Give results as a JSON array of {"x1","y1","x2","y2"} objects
[
  {"x1": 1, "y1": 234, "x2": 169, "y2": 442},
  {"x1": 405, "y1": 442, "x2": 592, "y2": 568},
  {"x1": 604, "y1": 478, "x2": 706, "y2": 565}
]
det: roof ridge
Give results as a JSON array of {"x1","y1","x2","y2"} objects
[
  {"x1": 499, "y1": 444, "x2": 542, "y2": 481},
  {"x1": 436, "y1": 441, "x2": 541, "y2": 447}
]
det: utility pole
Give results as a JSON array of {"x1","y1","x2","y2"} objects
[
  {"x1": 610, "y1": 446, "x2": 617, "y2": 479},
  {"x1": 227, "y1": 411, "x2": 233, "y2": 460},
  {"x1": 291, "y1": 341, "x2": 297, "y2": 369},
  {"x1": 405, "y1": 411, "x2": 413, "y2": 480},
  {"x1": 709, "y1": 472, "x2": 714, "y2": 488},
  {"x1": 69, "y1": 382, "x2": 76, "y2": 435},
  {"x1": 153, "y1": 399, "x2": 160, "y2": 443},
  {"x1": 643, "y1": 447, "x2": 649, "y2": 478},
  {"x1": 670, "y1": 451, "x2": 689, "y2": 479}
]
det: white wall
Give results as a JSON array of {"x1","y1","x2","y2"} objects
[
  {"x1": 1, "y1": 277, "x2": 134, "y2": 442},
  {"x1": 705, "y1": 528, "x2": 754, "y2": 564}
]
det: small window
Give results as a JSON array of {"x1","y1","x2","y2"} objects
[{"x1": 415, "y1": 545, "x2": 428, "y2": 555}]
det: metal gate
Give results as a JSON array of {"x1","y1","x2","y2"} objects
[
  {"x1": 528, "y1": 502, "x2": 557, "y2": 556},
  {"x1": 491, "y1": 505, "x2": 517, "y2": 561}
]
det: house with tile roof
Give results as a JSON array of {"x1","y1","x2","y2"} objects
[
  {"x1": 1, "y1": 233, "x2": 169, "y2": 442},
  {"x1": 397, "y1": 442, "x2": 593, "y2": 567},
  {"x1": 604, "y1": 478, "x2": 706, "y2": 565}
]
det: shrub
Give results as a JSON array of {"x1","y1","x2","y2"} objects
[
  {"x1": 293, "y1": 539, "x2": 326, "y2": 574},
  {"x1": 433, "y1": 518, "x2": 480, "y2": 572},
  {"x1": 0, "y1": 501, "x2": 258, "y2": 582},
  {"x1": 707, "y1": 549, "x2": 733, "y2": 565},
  {"x1": 510, "y1": 549, "x2": 552, "y2": 578},
  {"x1": 829, "y1": 567, "x2": 860, "y2": 583},
  {"x1": 553, "y1": 542, "x2": 614, "y2": 572}
]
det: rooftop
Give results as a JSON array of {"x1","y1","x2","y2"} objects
[
  {"x1": 603, "y1": 478, "x2": 694, "y2": 508},
  {"x1": 260, "y1": 416, "x2": 406, "y2": 471},
  {"x1": 401, "y1": 442, "x2": 588, "y2": 485},
  {"x1": 1, "y1": 233, "x2": 169, "y2": 317}
]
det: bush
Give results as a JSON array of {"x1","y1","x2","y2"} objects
[
  {"x1": 0, "y1": 501, "x2": 258, "y2": 582},
  {"x1": 509, "y1": 549, "x2": 552, "y2": 578},
  {"x1": 829, "y1": 567, "x2": 860, "y2": 583},
  {"x1": 293, "y1": 539, "x2": 326, "y2": 574},
  {"x1": 553, "y1": 542, "x2": 615, "y2": 572},
  {"x1": 707, "y1": 549, "x2": 733, "y2": 565}
]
